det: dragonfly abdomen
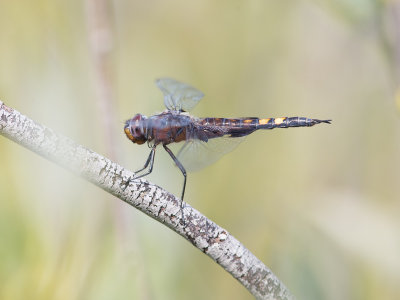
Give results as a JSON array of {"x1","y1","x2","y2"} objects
[
  {"x1": 256, "y1": 117, "x2": 331, "y2": 129},
  {"x1": 200, "y1": 117, "x2": 330, "y2": 138}
]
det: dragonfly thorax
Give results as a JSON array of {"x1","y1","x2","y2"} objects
[{"x1": 124, "y1": 114, "x2": 148, "y2": 145}]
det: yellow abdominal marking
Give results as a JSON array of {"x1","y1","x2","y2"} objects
[
  {"x1": 243, "y1": 119, "x2": 253, "y2": 124},
  {"x1": 274, "y1": 117, "x2": 286, "y2": 125},
  {"x1": 259, "y1": 118, "x2": 270, "y2": 125}
]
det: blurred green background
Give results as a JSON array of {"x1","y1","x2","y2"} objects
[{"x1": 1, "y1": 0, "x2": 400, "y2": 299}]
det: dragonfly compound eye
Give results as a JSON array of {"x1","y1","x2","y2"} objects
[{"x1": 124, "y1": 114, "x2": 147, "y2": 144}]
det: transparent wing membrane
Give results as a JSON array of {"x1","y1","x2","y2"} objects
[
  {"x1": 155, "y1": 78, "x2": 204, "y2": 112},
  {"x1": 175, "y1": 136, "x2": 246, "y2": 172}
]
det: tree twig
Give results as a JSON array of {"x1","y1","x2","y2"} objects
[{"x1": 0, "y1": 101, "x2": 294, "y2": 300}]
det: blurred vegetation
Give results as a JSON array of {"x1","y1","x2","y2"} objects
[{"x1": 1, "y1": 0, "x2": 400, "y2": 299}]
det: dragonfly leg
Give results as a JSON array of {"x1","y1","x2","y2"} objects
[
  {"x1": 163, "y1": 144, "x2": 187, "y2": 223},
  {"x1": 124, "y1": 147, "x2": 156, "y2": 191},
  {"x1": 134, "y1": 146, "x2": 156, "y2": 180}
]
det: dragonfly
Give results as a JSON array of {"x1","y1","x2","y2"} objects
[{"x1": 124, "y1": 78, "x2": 330, "y2": 220}]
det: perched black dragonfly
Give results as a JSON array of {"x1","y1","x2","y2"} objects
[{"x1": 125, "y1": 78, "x2": 330, "y2": 218}]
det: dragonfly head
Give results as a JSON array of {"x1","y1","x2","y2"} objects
[{"x1": 124, "y1": 114, "x2": 147, "y2": 145}]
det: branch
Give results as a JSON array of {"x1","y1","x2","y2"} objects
[{"x1": 0, "y1": 101, "x2": 294, "y2": 300}]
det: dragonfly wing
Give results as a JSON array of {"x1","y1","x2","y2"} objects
[
  {"x1": 175, "y1": 136, "x2": 246, "y2": 172},
  {"x1": 155, "y1": 78, "x2": 204, "y2": 112}
]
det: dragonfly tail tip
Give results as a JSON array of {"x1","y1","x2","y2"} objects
[{"x1": 314, "y1": 119, "x2": 332, "y2": 125}]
